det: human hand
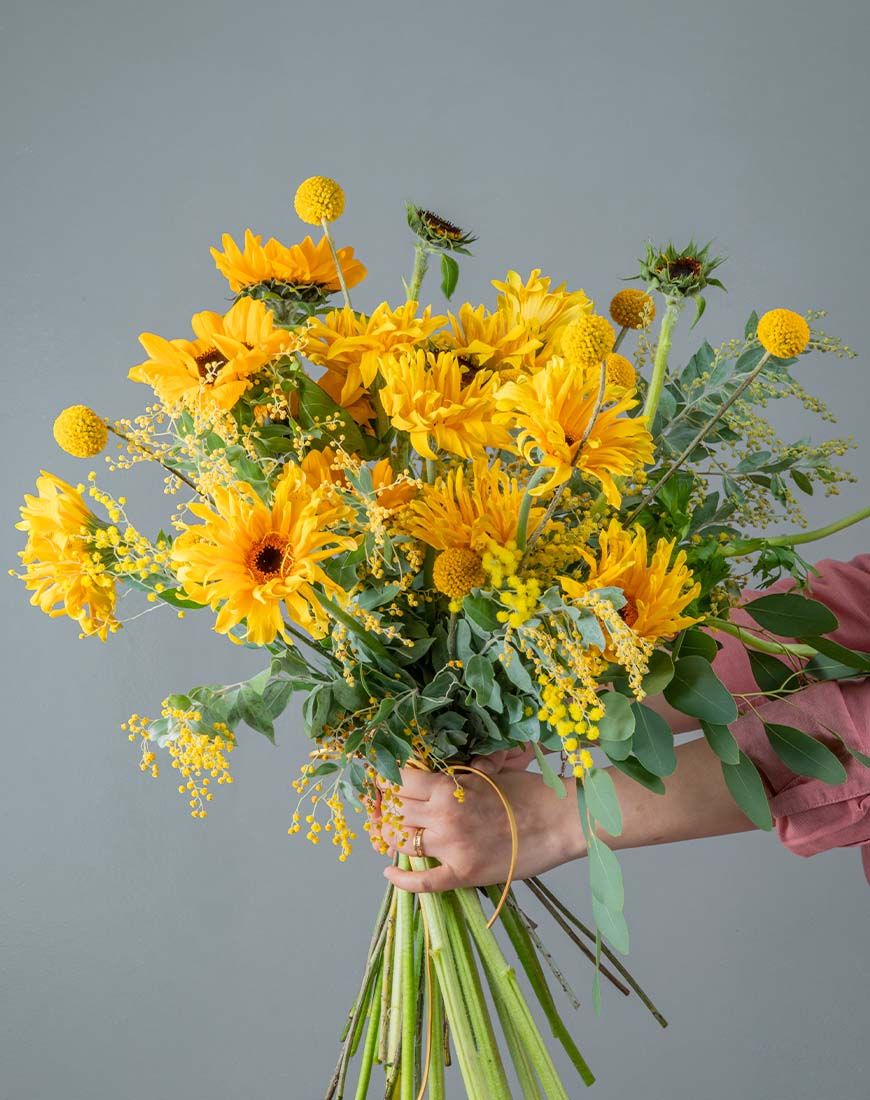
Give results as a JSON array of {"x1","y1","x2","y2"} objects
[{"x1": 370, "y1": 756, "x2": 584, "y2": 893}]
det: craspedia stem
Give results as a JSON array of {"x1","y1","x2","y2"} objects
[{"x1": 321, "y1": 218, "x2": 352, "y2": 308}]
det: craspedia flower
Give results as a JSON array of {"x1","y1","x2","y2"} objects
[
  {"x1": 433, "y1": 547, "x2": 486, "y2": 606},
  {"x1": 53, "y1": 405, "x2": 108, "y2": 458},
  {"x1": 560, "y1": 314, "x2": 615, "y2": 367},
  {"x1": 604, "y1": 353, "x2": 637, "y2": 392},
  {"x1": 294, "y1": 176, "x2": 346, "y2": 225},
  {"x1": 609, "y1": 288, "x2": 656, "y2": 330},
  {"x1": 757, "y1": 308, "x2": 811, "y2": 358}
]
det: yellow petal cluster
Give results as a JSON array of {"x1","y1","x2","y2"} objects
[
  {"x1": 493, "y1": 269, "x2": 593, "y2": 364},
  {"x1": 211, "y1": 230, "x2": 366, "y2": 294}
]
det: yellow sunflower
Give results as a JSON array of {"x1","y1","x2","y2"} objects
[
  {"x1": 130, "y1": 297, "x2": 298, "y2": 413},
  {"x1": 379, "y1": 350, "x2": 512, "y2": 460},
  {"x1": 437, "y1": 302, "x2": 541, "y2": 376},
  {"x1": 493, "y1": 269, "x2": 593, "y2": 365},
  {"x1": 495, "y1": 357, "x2": 654, "y2": 503},
  {"x1": 171, "y1": 466, "x2": 354, "y2": 646},
  {"x1": 16, "y1": 472, "x2": 118, "y2": 640},
  {"x1": 305, "y1": 302, "x2": 445, "y2": 405},
  {"x1": 562, "y1": 519, "x2": 700, "y2": 642},
  {"x1": 211, "y1": 230, "x2": 366, "y2": 296}
]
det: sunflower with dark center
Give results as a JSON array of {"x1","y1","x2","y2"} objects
[
  {"x1": 634, "y1": 239, "x2": 726, "y2": 300},
  {"x1": 406, "y1": 203, "x2": 477, "y2": 254}
]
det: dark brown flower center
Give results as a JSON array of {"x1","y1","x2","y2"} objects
[
  {"x1": 247, "y1": 534, "x2": 290, "y2": 583},
  {"x1": 421, "y1": 210, "x2": 464, "y2": 240},
  {"x1": 195, "y1": 347, "x2": 229, "y2": 382},
  {"x1": 619, "y1": 596, "x2": 639, "y2": 628},
  {"x1": 665, "y1": 256, "x2": 702, "y2": 280}
]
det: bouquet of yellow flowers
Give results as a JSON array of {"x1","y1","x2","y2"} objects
[{"x1": 15, "y1": 175, "x2": 870, "y2": 1098}]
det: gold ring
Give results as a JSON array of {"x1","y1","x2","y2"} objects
[{"x1": 413, "y1": 826, "x2": 426, "y2": 859}]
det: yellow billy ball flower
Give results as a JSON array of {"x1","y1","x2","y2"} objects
[
  {"x1": 609, "y1": 288, "x2": 656, "y2": 330},
  {"x1": 757, "y1": 308, "x2": 810, "y2": 358},
  {"x1": 53, "y1": 405, "x2": 108, "y2": 458},
  {"x1": 560, "y1": 314, "x2": 615, "y2": 368},
  {"x1": 433, "y1": 546, "x2": 486, "y2": 605},
  {"x1": 605, "y1": 353, "x2": 637, "y2": 392},
  {"x1": 294, "y1": 176, "x2": 346, "y2": 224}
]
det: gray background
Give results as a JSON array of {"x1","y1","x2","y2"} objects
[{"x1": 2, "y1": 1, "x2": 868, "y2": 1097}]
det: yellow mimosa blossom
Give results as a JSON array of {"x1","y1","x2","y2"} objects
[
  {"x1": 171, "y1": 465, "x2": 355, "y2": 646},
  {"x1": 609, "y1": 288, "x2": 656, "y2": 330},
  {"x1": 438, "y1": 302, "x2": 541, "y2": 376},
  {"x1": 562, "y1": 519, "x2": 700, "y2": 642},
  {"x1": 756, "y1": 308, "x2": 811, "y2": 358},
  {"x1": 379, "y1": 350, "x2": 512, "y2": 460},
  {"x1": 294, "y1": 176, "x2": 346, "y2": 224},
  {"x1": 495, "y1": 357, "x2": 654, "y2": 502},
  {"x1": 493, "y1": 269, "x2": 593, "y2": 365},
  {"x1": 130, "y1": 297, "x2": 299, "y2": 413},
  {"x1": 16, "y1": 472, "x2": 118, "y2": 639},
  {"x1": 211, "y1": 230, "x2": 367, "y2": 295},
  {"x1": 53, "y1": 405, "x2": 108, "y2": 458},
  {"x1": 305, "y1": 302, "x2": 445, "y2": 405}
]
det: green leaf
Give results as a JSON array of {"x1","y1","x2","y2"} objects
[
  {"x1": 373, "y1": 741, "x2": 403, "y2": 786},
  {"x1": 599, "y1": 736, "x2": 634, "y2": 761},
  {"x1": 500, "y1": 646, "x2": 534, "y2": 693},
  {"x1": 440, "y1": 253, "x2": 460, "y2": 299},
  {"x1": 742, "y1": 593, "x2": 838, "y2": 638},
  {"x1": 804, "y1": 636, "x2": 870, "y2": 673},
  {"x1": 701, "y1": 720, "x2": 740, "y2": 765},
  {"x1": 721, "y1": 752, "x2": 773, "y2": 830},
  {"x1": 791, "y1": 469, "x2": 814, "y2": 496},
  {"x1": 465, "y1": 654, "x2": 502, "y2": 711},
  {"x1": 237, "y1": 685, "x2": 276, "y2": 741},
  {"x1": 664, "y1": 656, "x2": 738, "y2": 724},
  {"x1": 294, "y1": 373, "x2": 367, "y2": 455},
  {"x1": 533, "y1": 742, "x2": 566, "y2": 798},
  {"x1": 455, "y1": 620, "x2": 474, "y2": 664},
  {"x1": 591, "y1": 898, "x2": 630, "y2": 955},
  {"x1": 597, "y1": 691, "x2": 635, "y2": 742},
  {"x1": 763, "y1": 724, "x2": 847, "y2": 785},
  {"x1": 608, "y1": 755, "x2": 666, "y2": 794},
  {"x1": 156, "y1": 588, "x2": 204, "y2": 611},
  {"x1": 587, "y1": 834, "x2": 625, "y2": 911},
  {"x1": 642, "y1": 650, "x2": 675, "y2": 695},
  {"x1": 585, "y1": 767, "x2": 623, "y2": 836},
  {"x1": 630, "y1": 704, "x2": 677, "y2": 777},
  {"x1": 303, "y1": 685, "x2": 333, "y2": 740},
  {"x1": 747, "y1": 650, "x2": 795, "y2": 694},
  {"x1": 677, "y1": 627, "x2": 718, "y2": 663},
  {"x1": 463, "y1": 594, "x2": 502, "y2": 632}
]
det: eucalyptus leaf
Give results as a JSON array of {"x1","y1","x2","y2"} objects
[
  {"x1": 608, "y1": 755, "x2": 666, "y2": 794},
  {"x1": 664, "y1": 656, "x2": 738, "y2": 724},
  {"x1": 591, "y1": 898, "x2": 630, "y2": 955},
  {"x1": 587, "y1": 835, "x2": 625, "y2": 911},
  {"x1": 764, "y1": 723, "x2": 848, "y2": 785},
  {"x1": 533, "y1": 742, "x2": 566, "y2": 798},
  {"x1": 721, "y1": 752, "x2": 773, "y2": 830},
  {"x1": 742, "y1": 593, "x2": 838, "y2": 638},
  {"x1": 701, "y1": 720, "x2": 740, "y2": 764},
  {"x1": 597, "y1": 691, "x2": 635, "y2": 742},
  {"x1": 630, "y1": 704, "x2": 677, "y2": 776},
  {"x1": 584, "y1": 768, "x2": 623, "y2": 836},
  {"x1": 747, "y1": 650, "x2": 795, "y2": 695}
]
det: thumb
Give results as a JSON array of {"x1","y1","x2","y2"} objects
[{"x1": 384, "y1": 862, "x2": 456, "y2": 894}]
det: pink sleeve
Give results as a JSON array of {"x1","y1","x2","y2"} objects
[{"x1": 711, "y1": 555, "x2": 870, "y2": 883}]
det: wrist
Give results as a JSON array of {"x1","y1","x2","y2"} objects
[{"x1": 555, "y1": 778, "x2": 587, "y2": 863}]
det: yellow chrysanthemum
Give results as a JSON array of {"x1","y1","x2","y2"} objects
[
  {"x1": 171, "y1": 465, "x2": 354, "y2": 646},
  {"x1": 757, "y1": 308, "x2": 811, "y2": 358},
  {"x1": 437, "y1": 302, "x2": 541, "y2": 376},
  {"x1": 603, "y1": 353, "x2": 637, "y2": 392},
  {"x1": 401, "y1": 459, "x2": 542, "y2": 553},
  {"x1": 560, "y1": 314, "x2": 616, "y2": 368},
  {"x1": 130, "y1": 297, "x2": 299, "y2": 413},
  {"x1": 305, "y1": 302, "x2": 446, "y2": 405},
  {"x1": 53, "y1": 405, "x2": 108, "y2": 458},
  {"x1": 379, "y1": 350, "x2": 512, "y2": 460},
  {"x1": 211, "y1": 230, "x2": 366, "y2": 295},
  {"x1": 609, "y1": 289, "x2": 656, "y2": 330},
  {"x1": 16, "y1": 472, "x2": 118, "y2": 640},
  {"x1": 433, "y1": 548, "x2": 486, "y2": 603},
  {"x1": 496, "y1": 357, "x2": 654, "y2": 503},
  {"x1": 294, "y1": 176, "x2": 345, "y2": 224},
  {"x1": 493, "y1": 269, "x2": 593, "y2": 365},
  {"x1": 562, "y1": 519, "x2": 700, "y2": 642}
]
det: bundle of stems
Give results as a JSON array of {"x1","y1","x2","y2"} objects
[{"x1": 325, "y1": 867, "x2": 666, "y2": 1099}]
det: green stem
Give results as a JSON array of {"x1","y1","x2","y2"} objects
[
  {"x1": 485, "y1": 959, "x2": 542, "y2": 1099},
  {"x1": 488, "y1": 888, "x2": 596, "y2": 1087},
  {"x1": 108, "y1": 425, "x2": 202, "y2": 495},
  {"x1": 398, "y1": 858, "x2": 416, "y2": 1100},
  {"x1": 352, "y1": 962, "x2": 383, "y2": 1100},
  {"x1": 321, "y1": 218, "x2": 351, "y2": 308},
  {"x1": 612, "y1": 325, "x2": 629, "y2": 354},
  {"x1": 642, "y1": 295, "x2": 681, "y2": 424},
  {"x1": 427, "y1": 969, "x2": 445, "y2": 1100},
  {"x1": 516, "y1": 467, "x2": 549, "y2": 551},
  {"x1": 405, "y1": 243, "x2": 430, "y2": 303},
  {"x1": 758, "y1": 505, "x2": 870, "y2": 548},
  {"x1": 316, "y1": 594, "x2": 390, "y2": 660},
  {"x1": 378, "y1": 893, "x2": 398, "y2": 1065},
  {"x1": 629, "y1": 349, "x2": 772, "y2": 520},
  {"x1": 707, "y1": 617, "x2": 818, "y2": 658},
  {"x1": 455, "y1": 888, "x2": 572, "y2": 1099}
]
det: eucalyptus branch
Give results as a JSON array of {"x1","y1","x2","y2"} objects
[
  {"x1": 732, "y1": 505, "x2": 870, "y2": 551},
  {"x1": 707, "y1": 617, "x2": 817, "y2": 658}
]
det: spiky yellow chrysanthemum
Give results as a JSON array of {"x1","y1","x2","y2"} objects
[
  {"x1": 609, "y1": 288, "x2": 656, "y2": 330},
  {"x1": 401, "y1": 459, "x2": 542, "y2": 553},
  {"x1": 493, "y1": 269, "x2": 593, "y2": 365},
  {"x1": 305, "y1": 302, "x2": 446, "y2": 407},
  {"x1": 561, "y1": 519, "x2": 700, "y2": 642},
  {"x1": 496, "y1": 357, "x2": 654, "y2": 502},
  {"x1": 211, "y1": 230, "x2": 366, "y2": 295},
  {"x1": 16, "y1": 472, "x2": 119, "y2": 639},
  {"x1": 130, "y1": 297, "x2": 299, "y2": 413},
  {"x1": 560, "y1": 314, "x2": 616, "y2": 368},
  {"x1": 757, "y1": 308, "x2": 810, "y2": 358},
  {"x1": 379, "y1": 350, "x2": 512, "y2": 460},
  {"x1": 438, "y1": 302, "x2": 541, "y2": 376},
  {"x1": 171, "y1": 465, "x2": 354, "y2": 646},
  {"x1": 294, "y1": 176, "x2": 345, "y2": 224},
  {"x1": 603, "y1": 353, "x2": 637, "y2": 392},
  {"x1": 53, "y1": 405, "x2": 108, "y2": 458}
]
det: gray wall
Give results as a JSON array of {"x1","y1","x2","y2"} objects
[{"x1": 2, "y1": 1, "x2": 867, "y2": 1097}]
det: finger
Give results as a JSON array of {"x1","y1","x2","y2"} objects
[
  {"x1": 469, "y1": 753, "x2": 505, "y2": 776},
  {"x1": 502, "y1": 745, "x2": 536, "y2": 771},
  {"x1": 384, "y1": 862, "x2": 457, "y2": 893},
  {"x1": 376, "y1": 768, "x2": 442, "y2": 800},
  {"x1": 379, "y1": 821, "x2": 443, "y2": 859}
]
